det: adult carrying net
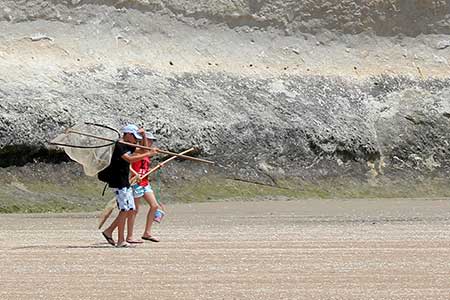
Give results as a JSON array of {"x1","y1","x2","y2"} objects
[{"x1": 49, "y1": 123, "x2": 120, "y2": 176}]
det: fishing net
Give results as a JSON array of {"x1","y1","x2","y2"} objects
[{"x1": 49, "y1": 123, "x2": 120, "y2": 176}]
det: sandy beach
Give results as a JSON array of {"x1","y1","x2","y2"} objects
[{"x1": 1, "y1": 198, "x2": 449, "y2": 299}]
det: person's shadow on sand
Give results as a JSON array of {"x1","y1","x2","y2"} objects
[{"x1": 10, "y1": 243, "x2": 115, "y2": 250}]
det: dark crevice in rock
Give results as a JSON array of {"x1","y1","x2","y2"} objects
[{"x1": 0, "y1": 145, "x2": 69, "y2": 168}]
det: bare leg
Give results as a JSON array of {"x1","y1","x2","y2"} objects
[
  {"x1": 142, "y1": 191, "x2": 158, "y2": 239},
  {"x1": 116, "y1": 210, "x2": 129, "y2": 245},
  {"x1": 126, "y1": 198, "x2": 140, "y2": 242},
  {"x1": 103, "y1": 213, "x2": 120, "y2": 238}
]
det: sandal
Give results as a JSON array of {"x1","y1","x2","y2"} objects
[
  {"x1": 142, "y1": 235, "x2": 160, "y2": 242},
  {"x1": 126, "y1": 239, "x2": 144, "y2": 244},
  {"x1": 116, "y1": 241, "x2": 133, "y2": 248},
  {"x1": 102, "y1": 232, "x2": 115, "y2": 246}
]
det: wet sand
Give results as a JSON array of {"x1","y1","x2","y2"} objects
[{"x1": 1, "y1": 198, "x2": 450, "y2": 299}]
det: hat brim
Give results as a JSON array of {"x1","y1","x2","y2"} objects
[{"x1": 132, "y1": 132, "x2": 143, "y2": 140}]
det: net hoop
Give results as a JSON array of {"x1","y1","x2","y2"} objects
[
  {"x1": 49, "y1": 122, "x2": 120, "y2": 149},
  {"x1": 49, "y1": 122, "x2": 121, "y2": 176}
]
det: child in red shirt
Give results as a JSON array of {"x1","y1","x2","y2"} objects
[{"x1": 126, "y1": 131, "x2": 162, "y2": 243}]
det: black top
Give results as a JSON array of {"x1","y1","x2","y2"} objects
[{"x1": 107, "y1": 142, "x2": 135, "y2": 188}]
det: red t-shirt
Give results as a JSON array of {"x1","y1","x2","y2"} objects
[{"x1": 131, "y1": 157, "x2": 151, "y2": 187}]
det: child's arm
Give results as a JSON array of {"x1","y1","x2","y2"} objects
[
  {"x1": 139, "y1": 128, "x2": 149, "y2": 148},
  {"x1": 122, "y1": 151, "x2": 156, "y2": 163}
]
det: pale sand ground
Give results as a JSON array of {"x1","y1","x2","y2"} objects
[{"x1": 1, "y1": 198, "x2": 450, "y2": 300}]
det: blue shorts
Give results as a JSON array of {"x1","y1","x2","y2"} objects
[
  {"x1": 132, "y1": 183, "x2": 153, "y2": 198},
  {"x1": 114, "y1": 187, "x2": 135, "y2": 211}
]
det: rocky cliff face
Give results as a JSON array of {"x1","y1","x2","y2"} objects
[
  {"x1": 0, "y1": 0, "x2": 450, "y2": 204},
  {"x1": 2, "y1": 0, "x2": 450, "y2": 36}
]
